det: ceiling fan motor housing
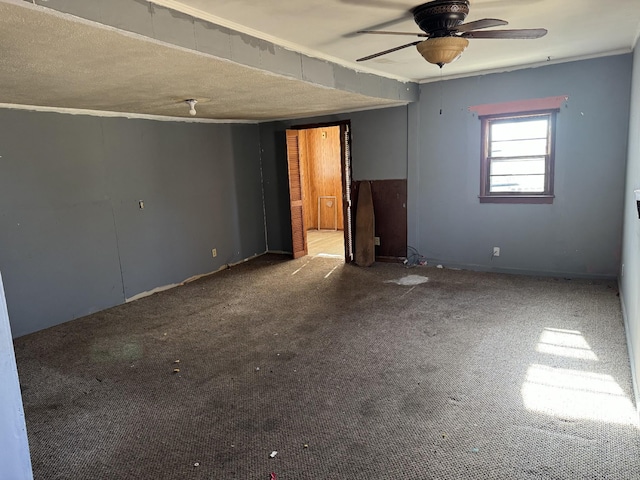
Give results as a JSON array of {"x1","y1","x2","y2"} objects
[{"x1": 412, "y1": 0, "x2": 470, "y2": 37}]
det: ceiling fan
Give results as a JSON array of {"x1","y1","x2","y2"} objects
[{"x1": 356, "y1": 0, "x2": 547, "y2": 68}]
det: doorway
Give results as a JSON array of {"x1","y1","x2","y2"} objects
[{"x1": 286, "y1": 122, "x2": 353, "y2": 262}]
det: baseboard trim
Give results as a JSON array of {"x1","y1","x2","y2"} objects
[
  {"x1": 375, "y1": 256, "x2": 404, "y2": 263},
  {"x1": 618, "y1": 284, "x2": 640, "y2": 425},
  {"x1": 126, "y1": 252, "x2": 266, "y2": 303},
  {"x1": 267, "y1": 250, "x2": 292, "y2": 256},
  {"x1": 426, "y1": 260, "x2": 618, "y2": 281}
]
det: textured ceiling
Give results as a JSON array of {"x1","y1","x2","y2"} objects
[
  {"x1": 1, "y1": 0, "x2": 640, "y2": 121},
  {"x1": 0, "y1": 1, "x2": 405, "y2": 121}
]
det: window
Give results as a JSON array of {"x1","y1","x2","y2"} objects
[{"x1": 480, "y1": 111, "x2": 556, "y2": 204}]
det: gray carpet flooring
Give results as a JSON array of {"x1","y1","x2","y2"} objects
[{"x1": 14, "y1": 254, "x2": 640, "y2": 479}]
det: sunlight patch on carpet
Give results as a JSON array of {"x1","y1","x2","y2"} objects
[
  {"x1": 314, "y1": 253, "x2": 343, "y2": 259},
  {"x1": 536, "y1": 327, "x2": 599, "y2": 361},
  {"x1": 324, "y1": 266, "x2": 339, "y2": 279},
  {"x1": 522, "y1": 328, "x2": 637, "y2": 427}
]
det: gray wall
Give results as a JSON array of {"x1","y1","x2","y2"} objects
[
  {"x1": 262, "y1": 55, "x2": 632, "y2": 278},
  {"x1": 260, "y1": 106, "x2": 409, "y2": 252},
  {"x1": 620, "y1": 40, "x2": 640, "y2": 409},
  {"x1": 0, "y1": 110, "x2": 266, "y2": 337},
  {"x1": 4, "y1": 55, "x2": 632, "y2": 337},
  {"x1": 412, "y1": 55, "x2": 632, "y2": 278}
]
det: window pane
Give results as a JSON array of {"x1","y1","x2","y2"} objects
[
  {"x1": 491, "y1": 118, "x2": 548, "y2": 141},
  {"x1": 481, "y1": 111, "x2": 555, "y2": 200},
  {"x1": 490, "y1": 174, "x2": 545, "y2": 193},
  {"x1": 490, "y1": 158, "x2": 546, "y2": 176},
  {"x1": 491, "y1": 138, "x2": 547, "y2": 157}
]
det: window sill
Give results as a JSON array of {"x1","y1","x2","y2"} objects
[{"x1": 479, "y1": 195, "x2": 554, "y2": 204}]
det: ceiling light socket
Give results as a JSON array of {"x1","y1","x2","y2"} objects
[{"x1": 185, "y1": 99, "x2": 197, "y2": 116}]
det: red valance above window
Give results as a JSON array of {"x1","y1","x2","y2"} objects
[{"x1": 469, "y1": 95, "x2": 568, "y2": 117}]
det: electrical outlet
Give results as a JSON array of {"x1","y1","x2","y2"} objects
[
  {"x1": 211, "y1": 248, "x2": 217, "y2": 258},
  {"x1": 493, "y1": 247, "x2": 500, "y2": 257},
  {"x1": 138, "y1": 200, "x2": 144, "y2": 209},
  {"x1": 374, "y1": 236, "x2": 380, "y2": 246}
]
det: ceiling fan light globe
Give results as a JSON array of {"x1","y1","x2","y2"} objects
[{"x1": 416, "y1": 37, "x2": 469, "y2": 66}]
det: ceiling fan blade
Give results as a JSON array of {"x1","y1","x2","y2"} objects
[
  {"x1": 462, "y1": 28, "x2": 548, "y2": 39},
  {"x1": 454, "y1": 18, "x2": 508, "y2": 33},
  {"x1": 356, "y1": 41, "x2": 422, "y2": 62},
  {"x1": 343, "y1": 12, "x2": 414, "y2": 38},
  {"x1": 357, "y1": 30, "x2": 428, "y2": 37}
]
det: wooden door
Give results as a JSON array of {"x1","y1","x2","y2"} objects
[{"x1": 286, "y1": 129, "x2": 307, "y2": 259}]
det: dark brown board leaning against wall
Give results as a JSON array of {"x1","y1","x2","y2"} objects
[
  {"x1": 355, "y1": 180, "x2": 375, "y2": 266},
  {"x1": 352, "y1": 179, "x2": 407, "y2": 262}
]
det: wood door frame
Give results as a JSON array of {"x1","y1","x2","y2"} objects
[{"x1": 287, "y1": 120, "x2": 353, "y2": 263}]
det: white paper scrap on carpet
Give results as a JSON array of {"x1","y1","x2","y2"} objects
[{"x1": 385, "y1": 275, "x2": 429, "y2": 286}]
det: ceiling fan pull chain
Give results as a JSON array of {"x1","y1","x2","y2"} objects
[{"x1": 439, "y1": 67, "x2": 444, "y2": 115}]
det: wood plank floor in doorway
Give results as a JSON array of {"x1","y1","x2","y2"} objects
[{"x1": 307, "y1": 229, "x2": 344, "y2": 258}]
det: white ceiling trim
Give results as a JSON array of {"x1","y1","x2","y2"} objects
[
  {"x1": 0, "y1": 101, "x2": 411, "y2": 124},
  {"x1": 419, "y1": 48, "x2": 635, "y2": 84},
  {"x1": 0, "y1": 103, "x2": 258, "y2": 123},
  {"x1": 147, "y1": 0, "x2": 412, "y2": 83}
]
